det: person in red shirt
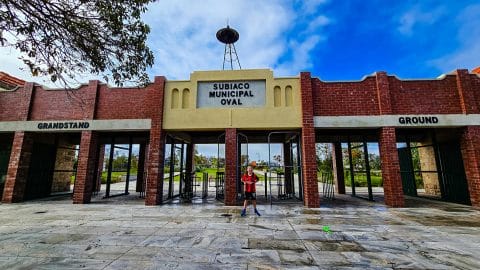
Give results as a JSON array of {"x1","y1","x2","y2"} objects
[{"x1": 241, "y1": 165, "x2": 261, "y2": 216}]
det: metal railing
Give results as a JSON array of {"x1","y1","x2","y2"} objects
[{"x1": 320, "y1": 171, "x2": 335, "y2": 200}]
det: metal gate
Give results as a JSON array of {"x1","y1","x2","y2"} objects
[
  {"x1": 321, "y1": 171, "x2": 335, "y2": 200},
  {"x1": 163, "y1": 135, "x2": 188, "y2": 202},
  {"x1": 397, "y1": 135, "x2": 471, "y2": 205},
  {"x1": 202, "y1": 172, "x2": 208, "y2": 199},
  {"x1": 267, "y1": 131, "x2": 303, "y2": 204},
  {"x1": 25, "y1": 143, "x2": 57, "y2": 200},
  {"x1": 345, "y1": 138, "x2": 374, "y2": 201},
  {"x1": 398, "y1": 146, "x2": 417, "y2": 196},
  {"x1": 103, "y1": 138, "x2": 134, "y2": 198},
  {"x1": 215, "y1": 172, "x2": 225, "y2": 200},
  {"x1": 437, "y1": 142, "x2": 470, "y2": 204},
  {"x1": 215, "y1": 133, "x2": 226, "y2": 201}
]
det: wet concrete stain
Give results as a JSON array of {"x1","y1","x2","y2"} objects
[
  {"x1": 442, "y1": 207, "x2": 473, "y2": 213},
  {"x1": 248, "y1": 239, "x2": 306, "y2": 251},
  {"x1": 39, "y1": 233, "x2": 90, "y2": 244},
  {"x1": 249, "y1": 224, "x2": 271, "y2": 230},
  {"x1": 305, "y1": 218, "x2": 322, "y2": 224},
  {"x1": 301, "y1": 209, "x2": 322, "y2": 215},
  {"x1": 398, "y1": 214, "x2": 480, "y2": 227},
  {"x1": 308, "y1": 240, "x2": 366, "y2": 252}
]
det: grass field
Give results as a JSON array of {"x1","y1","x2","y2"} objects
[
  {"x1": 70, "y1": 171, "x2": 133, "y2": 184},
  {"x1": 318, "y1": 171, "x2": 384, "y2": 187},
  {"x1": 101, "y1": 171, "x2": 137, "y2": 184},
  {"x1": 194, "y1": 168, "x2": 219, "y2": 179},
  {"x1": 344, "y1": 174, "x2": 383, "y2": 187},
  {"x1": 318, "y1": 171, "x2": 425, "y2": 188}
]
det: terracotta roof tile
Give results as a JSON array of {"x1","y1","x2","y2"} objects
[{"x1": 0, "y1": 72, "x2": 26, "y2": 88}]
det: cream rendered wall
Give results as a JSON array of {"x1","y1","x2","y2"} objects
[{"x1": 163, "y1": 69, "x2": 301, "y2": 130}]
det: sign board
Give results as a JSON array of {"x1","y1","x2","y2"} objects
[
  {"x1": 313, "y1": 114, "x2": 480, "y2": 128},
  {"x1": 197, "y1": 80, "x2": 266, "y2": 108},
  {"x1": 0, "y1": 119, "x2": 151, "y2": 132}
]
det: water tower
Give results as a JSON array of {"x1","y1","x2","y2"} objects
[{"x1": 216, "y1": 25, "x2": 241, "y2": 70}]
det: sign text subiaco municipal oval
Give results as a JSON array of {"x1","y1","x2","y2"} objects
[{"x1": 197, "y1": 80, "x2": 266, "y2": 108}]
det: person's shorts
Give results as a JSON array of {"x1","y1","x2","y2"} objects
[{"x1": 245, "y1": 192, "x2": 256, "y2": 200}]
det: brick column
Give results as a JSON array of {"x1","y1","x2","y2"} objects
[
  {"x1": 136, "y1": 143, "x2": 146, "y2": 192},
  {"x1": 21, "y1": 82, "x2": 35, "y2": 119},
  {"x1": 145, "y1": 132, "x2": 166, "y2": 205},
  {"x1": 225, "y1": 128, "x2": 237, "y2": 206},
  {"x1": 379, "y1": 127, "x2": 404, "y2": 207},
  {"x1": 85, "y1": 80, "x2": 100, "y2": 119},
  {"x1": 455, "y1": 70, "x2": 479, "y2": 207},
  {"x1": 73, "y1": 131, "x2": 99, "y2": 204},
  {"x1": 1, "y1": 132, "x2": 33, "y2": 203},
  {"x1": 145, "y1": 76, "x2": 166, "y2": 205},
  {"x1": 375, "y1": 72, "x2": 393, "y2": 114},
  {"x1": 300, "y1": 72, "x2": 320, "y2": 208},
  {"x1": 1, "y1": 81, "x2": 35, "y2": 203},
  {"x1": 70, "y1": 79, "x2": 100, "y2": 199},
  {"x1": 332, "y1": 142, "x2": 345, "y2": 194},
  {"x1": 460, "y1": 126, "x2": 480, "y2": 208},
  {"x1": 455, "y1": 69, "x2": 479, "y2": 114}
]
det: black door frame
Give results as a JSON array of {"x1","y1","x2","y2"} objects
[
  {"x1": 267, "y1": 131, "x2": 303, "y2": 205},
  {"x1": 346, "y1": 136, "x2": 375, "y2": 201},
  {"x1": 397, "y1": 129, "x2": 471, "y2": 205}
]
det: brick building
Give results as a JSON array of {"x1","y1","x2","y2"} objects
[{"x1": 1, "y1": 68, "x2": 479, "y2": 208}]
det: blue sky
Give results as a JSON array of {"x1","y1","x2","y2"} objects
[
  {"x1": 1, "y1": 0, "x2": 477, "y2": 160},
  {"x1": 1, "y1": 0, "x2": 479, "y2": 84},
  {"x1": 141, "y1": 0, "x2": 479, "y2": 81}
]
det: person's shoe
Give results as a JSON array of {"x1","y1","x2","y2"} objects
[
  {"x1": 254, "y1": 208, "x2": 261, "y2": 216},
  {"x1": 241, "y1": 208, "x2": 246, "y2": 217}
]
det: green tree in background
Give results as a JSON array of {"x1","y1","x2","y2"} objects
[
  {"x1": 1, "y1": 0, "x2": 154, "y2": 86},
  {"x1": 410, "y1": 147, "x2": 421, "y2": 171},
  {"x1": 316, "y1": 143, "x2": 332, "y2": 173},
  {"x1": 343, "y1": 143, "x2": 365, "y2": 170},
  {"x1": 368, "y1": 153, "x2": 381, "y2": 170}
]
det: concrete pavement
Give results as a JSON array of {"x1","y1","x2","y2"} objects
[{"x1": 0, "y1": 194, "x2": 479, "y2": 269}]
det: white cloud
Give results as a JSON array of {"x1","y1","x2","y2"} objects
[
  {"x1": 298, "y1": 0, "x2": 329, "y2": 15},
  {"x1": 397, "y1": 5, "x2": 445, "y2": 36},
  {"x1": 0, "y1": 1, "x2": 329, "y2": 85},
  {"x1": 306, "y1": 15, "x2": 330, "y2": 33},
  {"x1": 0, "y1": 31, "x2": 105, "y2": 87},
  {"x1": 0, "y1": 46, "x2": 104, "y2": 87},
  {"x1": 0, "y1": 47, "x2": 49, "y2": 85},
  {"x1": 144, "y1": 0, "x2": 329, "y2": 79},
  {"x1": 429, "y1": 4, "x2": 480, "y2": 72},
  {"x1": 275, "y1": 35, "x2": 323, "y2": 76}
]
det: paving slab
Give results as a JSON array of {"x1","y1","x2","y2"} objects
[{"x1": 0, "y1": 194, "x2": 479, "y2": 269}]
